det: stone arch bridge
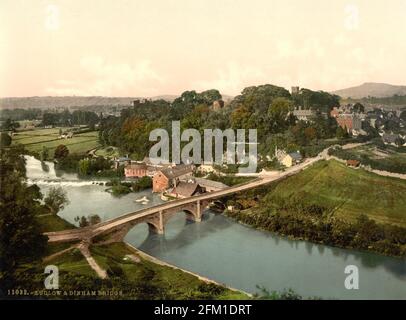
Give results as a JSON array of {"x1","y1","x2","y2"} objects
[{"x1": 45, "y1": 157, "x2": 318, "y2": 244}]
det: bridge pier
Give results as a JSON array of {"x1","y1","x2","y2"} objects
[
  {"x1": 156, "y1": 210, "x2": 164, "y2": 234},
  {"x1": 195, "y1": 200, "x2": 202, "y2": 222}
]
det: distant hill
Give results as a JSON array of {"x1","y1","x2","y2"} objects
[
  {"x1": 0, "y1": 95, "x2": 178, "y2": 109},
  {"x1": 0, "y1": 93, "x2": 235, "y2": 109},
  {"x1": 332, "y1": 82, "x2": 406, "y2": 99}
]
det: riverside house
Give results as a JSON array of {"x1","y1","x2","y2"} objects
[{"x1": 152, "y1": 164, "x2": 194, "y2": 193}]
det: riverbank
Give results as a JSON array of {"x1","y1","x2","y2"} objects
[
  {"x1": 124, "y1": 242, "x2": 251, "y2": 298},
  {"x1": 222, "y1": 160, "x2": 406, "y2": 258},
  {"x1": 38, "y1": 241, "x2": 249, "y2": 299}
]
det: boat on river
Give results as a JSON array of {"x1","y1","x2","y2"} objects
[{"x1": 134, "y1": 195, "x2": 149, "y2": 203}]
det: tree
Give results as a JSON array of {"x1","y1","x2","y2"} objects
[
  {"x1": 353, "y1": 102, "x2": 365, "y2": 113},
  {"x1": 0, "y1": 146, "x2": 47, "y2": 285},
  {"x1": 395, "y1": 137, "x2": 405, "y2": 147},
  {"x1": 44, "y1": 187, "x2": 69, "y2": 214},
  {"x1": 78, "y1": 216, "x2": 89, "y2": 227},
  {"x1": 267, "y1": 97, "x2": 293, "y2": 132},
  {"x1": 54, "y1": 144, "x2": 69, "y2": 160},
  {"x1": 200, "y1": 89, "x2": 222, "y2": 105},
  {"x1": 89, "y1": 214, "x2": 101, "y2": 225},
  {"x1": 74, "y1": 215, "x2": 100, "y2": 227},
  {"x1": 400, "y1": 111, "x2": 406, "y2": 122},
  {"x1": 40, "y1": 146, "x2": 49, "y2": 162},
  {"x1": 0, "y1": 132, "x2": 11, "y2": 148},
  {"x1": 304, "y1": 127, "x2": 317, "y2": 141},
  {"x1": 78, "y1": 159, "x2": 91, "y2": 176},
  {"x1": 0, "y1": 119, "x2": 19, "y2": 131},
  {"x1": 336, "y1": 126, "x2": 348, "y2": 139}
]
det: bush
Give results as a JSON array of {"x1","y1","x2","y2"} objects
[{"x1": 132, "y1": 176, "x2": 152, "y2": 192}]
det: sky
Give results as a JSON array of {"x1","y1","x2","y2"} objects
[{"x1": 1, "y1": 0, "x2": 406, "y2": 97}]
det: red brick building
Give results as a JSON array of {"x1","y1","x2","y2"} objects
[
  {"x1": 336, "y1": 115, "x2": 362, "y2": 132},
  {"x1": 346, "y1": 159, "x2": 360, "y2": 167},
  {"x1": 152, "y1": 164, "x2": 194, "y2": 193},
  {"x1": 124, "y1": 163, "x2": 147, "y2": 178}
]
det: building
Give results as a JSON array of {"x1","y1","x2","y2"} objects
[
  {"x1": 382, "y1": 133, "x2": 403, "y2": 146},
  {"x1": 212, "y1": 100, "x2": 225, "y2": 111},
  {"x1": 330, "y1": 107, "x2": 340, "y2": 118},
  {"x1": 275, "y1": 148, "x2": 288, "y2": 163},
  {"x1": 292, "y1": 107, "x2": 316, "y2": 122},
  {"x1": 124, "y1": 163, "x2": 147, "y2": 178},
  {"x1": 367, "y1": 114, "x2": 378, "y2": 128},
  {"x1": 291, "y1": 86, "x2": 300, "y2": 95},
  {"x1": 281, "y1": 152, "x2": 303, "y2": 168},
  {"x1": 346, "y1": 159, "x2": 360, "y2": 167},
  {"x1": 59, "y1": 132, "x2": 74, "y2": 139},
  {"x1": 198, "y1": 163, "x2": 216, "y2": 174},
  {"x1": 152, "y1": 164, "x2": 194, "y2": 193},
  {"x1": 336, "y1": 114, "x2": 362, "y2": 133},
  {"x1": 114, "y1": 157, "x2": 131, "y2": 169},
  {"x1": 169, "y1": 181, "x2": 206, "y2": 198},
  {"x1": 275, "y1": 147, "x2": 303, "y2": 168}
]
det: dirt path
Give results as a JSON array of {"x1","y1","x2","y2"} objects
[
  {"x1": 77, "y1": 242, "x2": 108, "y2": 279},
  {"x1": 42, "y1": 245, "x2": 77, "y2": 263}
]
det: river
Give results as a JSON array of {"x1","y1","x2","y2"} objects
[{"x1": 25, "y1": 156, "x2": 406, "y2": 300}]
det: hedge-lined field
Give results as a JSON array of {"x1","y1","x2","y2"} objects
[{"x1": 12, "y1": 127, "x2": 100, "y2": 158}]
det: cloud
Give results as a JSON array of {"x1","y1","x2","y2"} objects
[{"x1": 46, "y1": 56, "x2": 164, "y2": 96}]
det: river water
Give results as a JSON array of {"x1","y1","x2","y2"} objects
[{"x1": 26, "y1": 156, "x2": 406, "y2": 299}]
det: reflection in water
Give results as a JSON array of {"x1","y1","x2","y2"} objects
[
  {"x1": 26, "y1": 155, "x2": 406, "y2": 299},
  {"x1": 136, "y1": 212, "x2": 232, "y2": 253}
]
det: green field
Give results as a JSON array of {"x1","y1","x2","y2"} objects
[
  {"x1": 95, "y1": 146, "x2": 120, "y2": 158},
  {"x1": 11, "y1": 127, "x2": 100, "y2": 158},
  {"x1": 268, "y1": 160, "x2": 406, "y2": 227},
  {"x1": 36, "y1": 214, "x2": 77, "y2": 232}
]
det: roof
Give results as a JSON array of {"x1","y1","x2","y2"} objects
[
  {"x1": 172, "y1": 182, "x2": 202, "y2": 197},
  {"x1": 117, "y1": 157, "x2": 131, "y2": 162},
  {"x1": 346, "y1": 159, "x2": 360, "y2": 166},
  {"x1": 288, "y1": 152, "x2": 302, "y2": 161},
  {"x1": 194, "y1": 177, "x2": 228, "y2": 189},
  {"x1": 382, "y1": 133, "x2": 399, "y2": 144},
  {"x1": 125, "y1": 163, "x2": 147, "y2": 170},
  {"x1": 143, "y1": 156, "x2": 171, "y2": 166},
  {"x1": 160, "y1": 164, "x2": 194, "y2": 179},
  {"x1": 293, "y1": 109, "x2": 316, "y2": 117}
]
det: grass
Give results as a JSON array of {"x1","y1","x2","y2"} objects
[
  {"x1": 36, "y1": 214, "x2": 76, "y2": 232},
  {"x1": 45, "y1": 242, "x2": 78, "y2": 256},
  {"x1": 46, "y1": 248, "x2": 96, "y2": 277},
  {"x1": 95, "y1": 146, "x2": 120, "y2": 158},
  {"x1": 31, "y1": 242, "x2": 248, "y2": 299},
  {"x1": 90, "y1": 243, "x2": 248, "y2": 300},
  {"x1": 11, "y1": 127, "x2": 100, "y2": 158},
  {"x1": 267, "y1": 159, "x2": 406, "y2": 227}
]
